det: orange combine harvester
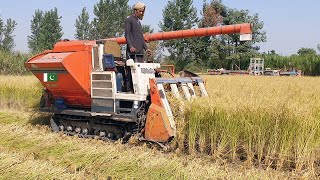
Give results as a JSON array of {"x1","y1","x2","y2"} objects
[{"x1": 25, "y1": 23, "x2": 252, "y2": 145}]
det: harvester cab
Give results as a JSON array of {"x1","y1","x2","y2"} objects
[{"x1": 25, "y1": 23, "x2": 252, "y2": 144}]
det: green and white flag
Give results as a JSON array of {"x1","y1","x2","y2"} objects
[{"x1": 44, "y1": 73, "x2": 58, "y2": 82}]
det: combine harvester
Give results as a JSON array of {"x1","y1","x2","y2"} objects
[{"x1": 25, "y1": 23, "x2": 252, "y2": 145}]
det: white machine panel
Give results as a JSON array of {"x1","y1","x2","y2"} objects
[{"x1": 127, "y1": 59, "x2": 161, "y2": 96}]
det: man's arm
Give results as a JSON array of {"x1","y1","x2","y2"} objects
[
  {"x1": 143, "y1": 40, "x2": 147, "y2": 50},
  {"x1": 124, "y1": 17, "x2": 133, "y2": 49},
  {"x1": 142, "y1": 36, "x2": 151, "y2": 55}
]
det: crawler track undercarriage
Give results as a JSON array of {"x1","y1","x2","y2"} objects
[{"x1": 50, "y1": 114, "x2": 136, "y2": 142}]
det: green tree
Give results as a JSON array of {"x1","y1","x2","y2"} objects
[
  {"x1": 142, "y1": 25, "x2": 153, "y2": 33},
  {"x1": 201, "y1": 0, "x2": 226, "y2": 27},
  {"x1": 91, "y1": 0, "x2": 130, "y2": 39},
  {"x1": 115, "y1": 0, "x2": 131, "y2": 36},
  {"x1": 269, "y1": 50, "x2": 277, "y2": 55},
  {"x1": 141, "y1": 24, "x2": 158, "y2": 62},
  {"x1": 38, "y1": 8, "x2": 63, "y2": 51},
  {"x1": 297, "y1": 47, "x2": 316, "y2": 56},
  {"x1": 0, "y1": 18, "x2": 3, "y2": 37},
  {"x1": 28, "y1": 8, "x2": 63, "y2": 53},
  {"x1": 199, "y1": 0, "x2": 227, "y2": 69},
  {"x1": 0, "y1": 18, "x2": 17, "y2": 52},
  {"x1": 159, "y1": 0, "x2": 198, "y2": 70},
  {"x1": 223, "y1": 9, "x2": 266, "y2": 70},
  {"x1": 75, "y1": 7, "x2": 91, "y2": 40},
  {"x1": 28, "y1": 10, "x2": 43, "y2": 53},
  {"x1": 200, "y1": 0, "x2": 266, "y2": 70}
]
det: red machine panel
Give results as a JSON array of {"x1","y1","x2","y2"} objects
[{"x1": 25, "y1": 41, "x2": 94, "y2": 108}]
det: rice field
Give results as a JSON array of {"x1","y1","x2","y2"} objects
[
  {"x1": 1, "y1": 75, "x2": 320, "y2": 178},
  {"x1": 173, "y1": 76, "x2": 320, "y2": 173},
  {"x1": 0, "y1": 110, "x2": 295, "y2": 179},
  {"x1": 0, "y1": 75, "x2": 42, "y2": 110}
]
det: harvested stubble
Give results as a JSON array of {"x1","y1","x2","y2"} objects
[{"x1": 170, "y1": 75, "x2": 320, "y2": 173}]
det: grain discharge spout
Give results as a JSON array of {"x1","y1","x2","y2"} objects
[{"x1": 104, "y1": 23, "x2": 252, "y2": 44}]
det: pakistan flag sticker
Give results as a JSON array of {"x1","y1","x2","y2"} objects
[{"x1": 44, "y1": 73, "x2": 58, "y2": 82}]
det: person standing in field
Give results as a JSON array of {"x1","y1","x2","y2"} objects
[{"x1": 125, "y1": 1, "x2": 151, "y2": 62}]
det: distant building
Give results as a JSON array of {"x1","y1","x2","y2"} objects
[{"x1": 248, "y1": 58, "x2": 264, "y2": 75}]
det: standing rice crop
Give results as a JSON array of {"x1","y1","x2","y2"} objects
[
  {"x1": 173, "y1": 76, "x2": 320, "y2": 172},
  {"x1": 0, "y1": 75, "x2": 42, "y2": 110}
]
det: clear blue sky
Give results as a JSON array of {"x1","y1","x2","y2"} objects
[{"x1": 0, "y1": 0, "x2": 319, "y2": 55}]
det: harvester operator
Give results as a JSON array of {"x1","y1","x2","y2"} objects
[{"x1": 125, "y1": 1, "x2": 151, "y2": 63}]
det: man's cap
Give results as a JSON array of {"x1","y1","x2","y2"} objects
[{"x1": 133, "y1": 2, "x2": 146, "y2": 10}]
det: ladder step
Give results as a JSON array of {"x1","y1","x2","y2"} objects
[{"x1": 117, "y1": 107, "x2": 132, "y2": 112}]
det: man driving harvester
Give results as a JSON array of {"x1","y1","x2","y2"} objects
[{"x1": 125, "y1": 1, "x2": 151, "y2": 63}]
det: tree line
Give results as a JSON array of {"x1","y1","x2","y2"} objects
[
  {"x1": 1, "y1": 0, "x2": 320, "y2": 75},
  {"x1": 263, "y1": 47, "x2": 320, "y2": 76}
]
